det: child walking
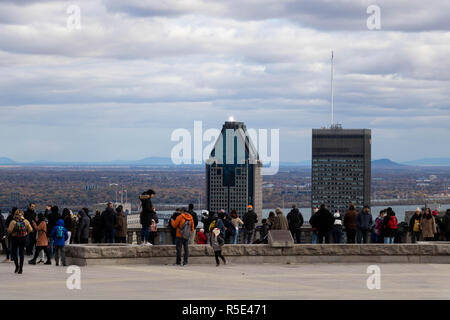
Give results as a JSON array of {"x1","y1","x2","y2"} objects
[{"x1": 211, "y1": 228, "x2": 227, "y2": 266}]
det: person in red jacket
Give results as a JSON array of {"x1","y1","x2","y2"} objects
[
  {"x1": 171, "y1": 207, "x2": 194, "y2": 266},
  {"x1": 197, "y1": 228, "x2": 207, "y2": 244}
]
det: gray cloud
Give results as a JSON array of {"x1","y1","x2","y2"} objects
[{"x1": 0, "y1": 0, "x2": 449, "y2": 162}]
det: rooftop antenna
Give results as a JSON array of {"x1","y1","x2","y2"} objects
[{"x1": 331, "y1": 50, "x2": 334, "y2": 127}]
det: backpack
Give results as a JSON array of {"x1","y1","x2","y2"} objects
[
  {"x1": 15, "y1": 221, "x2": 27, "y2": 237},
  {"x1": 225, "y1": 219, "x2": 235, "y2": 236},
  {"x1": 150, "y1": 219, "x2": 157, "y2": 232},
  {"x1": 208, "y1": 220, "x2": 216, "y2": 232},
  {"x1": 413, "y1": 219, "x2": 420, "y2": 232},
  {"x1": 180, "y1": 219, "x2": 191, "y2": 240},
  {"x1": 56, "y1": 226, "x2": 65, "y2": 239},
  {"x1": 387, "y1": 216, "x2": 398, "y2": 230}
]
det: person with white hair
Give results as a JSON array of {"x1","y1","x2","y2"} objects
[{"x1": 409, "y1": 208, "x2": 422, "y2": 243}]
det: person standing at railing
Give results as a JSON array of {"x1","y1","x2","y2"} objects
[
  {"x1": 243, "y1": 205, "x2": 258, "y2": 244},
  {"x1": 139, "y1": 189, "x2": 157, "y2": 245},
  {"x1": 230, "y1": 210, "x2": 244, "y2": 244},
  {"x1": 344, "y1": 204, "x2": 358, "y2": 244},
  {"x1": 409, "y1": 208, "x2": 422, "y2": 243}
]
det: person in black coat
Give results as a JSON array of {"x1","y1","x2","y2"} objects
[
  {"x1": 139, "y1": 189, "x2": 157, "y2": 245},
  {"x1": 243, "y1": 205, "x2": 258, "y2": 244},
  {"x1": 201, "y1": 211, "x2": 214, "y2": 236},
  {"x1": 91, "y1": 210, "x2": 103, "y2": 243},
  {"x1": 309, "y1": 204, "x2": 334, "y2": 243},
  {"x1": 0, "y1": 210, "x2": 10, "y2": 261},
  {"x1": 187, "y1": 203, "x2": 199, "y2": 228},
  {"x1": 101, "y1": 202, "x2": 117, "y2": 243},
  {"x1": 169, "y1": 209, "x2": 181, "y2": 245},
  {"x1": 24, "y1": 203, "x2": 37, "y2": 255},
  {"x1": 45, "y1": 205, "x2": 59, "y2": 258},
  {"x1": 286, "y1": 205, "x2": 304, "y2": 243}
]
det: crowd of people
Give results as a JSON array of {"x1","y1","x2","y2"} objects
[
  {"x1": 2, "y1": 191, "x2": 450, "y2": 270},
  {"x1": 307, "y1": 204, "x2": 450, "y2": 244},
  {"x1": 0, "y1": 202, "x2": 129, "y2": 274}
]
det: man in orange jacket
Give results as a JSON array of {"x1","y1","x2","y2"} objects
[{"x1": 171, "y1": 207, "x2": 194, "y2": 266}]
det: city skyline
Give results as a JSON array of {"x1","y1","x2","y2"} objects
[{"x1": 1, "y1": 0, "x2": 449, "y2": 163}]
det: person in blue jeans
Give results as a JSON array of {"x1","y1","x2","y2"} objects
[
  {"x1": 51, "y1": 219, "x2": 69, "y2": 266},
  {"x1": 171, "y1": 208, "x2": 194, "y2": 266},
  {"x1": 383, "y1": 208, "x2": 398, "y2": 244}
]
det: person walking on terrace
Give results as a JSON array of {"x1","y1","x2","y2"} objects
[
  {"x1": 7, "y1": 210, "x2": 33, "y2": 274},
  {"x1": 28, "y1": 213, "x2": 51, "y2": 265},
  {"x1": 211, "y1": 228, "x2": 227, "y2": 266},
  {"x1": 24, "y1": 203, "x2": 37, "y2": 256},
  {"x1": 51, "y1": 219, "x2": 69, "y2": 266},
  {"x1": 171, "y1": 207, "x2": 194, "y2": 266}
]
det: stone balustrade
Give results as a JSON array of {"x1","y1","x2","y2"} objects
[{"x1": 65, "y1": 242, "x2": 450, "y2": 266}]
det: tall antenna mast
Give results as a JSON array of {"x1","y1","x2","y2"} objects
[{"x1": 331, "y1": 50, "x2": 334, "y2": 126}]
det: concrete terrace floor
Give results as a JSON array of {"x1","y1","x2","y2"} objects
[{"x1": 1, "y1": 257, "x2": 450, "y2": 300}]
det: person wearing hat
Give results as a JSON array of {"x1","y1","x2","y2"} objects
[
  {"x1": 210, "y1": 228, "x2": 227, "y2": 266},
  {"x1": 420, "y1": 208, "x2": 436, "y2": 241},
  {"x1": 243, "y1": 205, "x2": 258, "y2": 244},
  {"x1": 409, "y1": 208, "x2": 422, "y2": 243}
]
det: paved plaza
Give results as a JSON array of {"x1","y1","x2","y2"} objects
[{"x1": 1, "y1": 258, "x2": 449, "y2": 300}]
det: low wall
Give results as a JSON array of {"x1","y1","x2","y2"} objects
[
  {"x1": 124, "y1": 226, "x2": 413, "y2": 245},
  {"x1": 65, "y1": 242, "x2": 450, "y2": 266}
]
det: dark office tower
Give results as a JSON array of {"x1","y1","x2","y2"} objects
[
  {"x1": 206, "y1": 120, "x2": 262, "y2": 222},
  {"x1": 311, "y1": 125, "x2": 371, "y2": 213}
]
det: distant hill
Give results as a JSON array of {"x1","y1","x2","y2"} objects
[
  {"x1": 402, "y1": 158, "x2": 450, "y2": 166},
  {"x1": 0, "y1": 157, "x2": 16, "y2": 164},
  {"x1": 372, "y1": 158, "x2": 405, "y2": 168}
]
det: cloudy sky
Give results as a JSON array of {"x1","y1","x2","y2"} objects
[{"x1": 0, "y1": 0, "x2": 449, "y2": 163}]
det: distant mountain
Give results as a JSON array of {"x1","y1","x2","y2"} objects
[
  {"x1": 0, "y1": 157, "x2": 16, "y2": 164},
  {"x1": 402, "y1": 158, "x2": 450, "y2": 166},
  {"x1": 372, "y1": 158, "x2": 405, "y2": 168}
]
